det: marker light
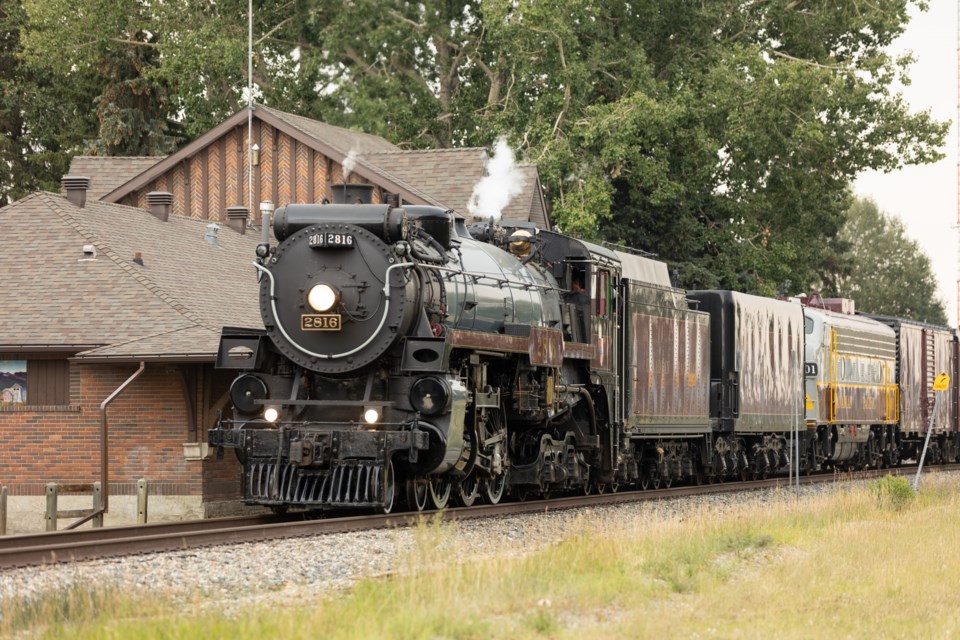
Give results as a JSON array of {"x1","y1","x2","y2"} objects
[
  {"x1": 363, "y1": 408, "x2": 380, "y2": 424},
  {"x1": 264, "y1": 407, "x2": 280, "y2": 423},
  {"x1": 307, "y1": 283, "x2": 339, "y2": 312}
]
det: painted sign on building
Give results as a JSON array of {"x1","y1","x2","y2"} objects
[{"x1": 0, "y1": 360, "x2": 26, "y2": 404}]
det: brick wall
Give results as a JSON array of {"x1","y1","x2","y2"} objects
[{"x1": 0, "y1": 362, "x2": 240, "y2": 500}]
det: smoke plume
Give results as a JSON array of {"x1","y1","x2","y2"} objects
[{"x1": 468, "y1": 137, "x2": 523, "y2": 220}]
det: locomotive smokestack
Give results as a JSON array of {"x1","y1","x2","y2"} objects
[
  {"x1": 62, "y1": 176, "x2": 91, "y2": 208},
  {"x1": 330, "y1": 183, "x2": 375, "y2": 205}
]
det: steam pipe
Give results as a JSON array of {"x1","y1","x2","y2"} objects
[
  {"x1": 556, "y1": 384, "x2": 598, "y2": 435},
  {"x1": 99, "y1": 362, "x2": 146, "y2": 513}
]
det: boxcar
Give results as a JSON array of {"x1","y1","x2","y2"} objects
[{"x1": 865, "y1": 315, "x2": 959, "y2": 463}]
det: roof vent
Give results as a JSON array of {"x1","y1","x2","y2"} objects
[
  {"x1": 146, "y1": 191, "x2": 173, "y2": 222},
  {"x1": 330, "y1": 183, "x2": 374, "y2": 205},
  {"x1": 62, "y1": 176, "x2": 91, "y2": 208},
  {"x1": 383, "y1": 191, "x2": 402, "y2": 208},
  {"x1": 225, "y1": 206, "x2": 249, "y2": 235},
  {"x1": 205, "y1": 222, "x2": 220, "y2": 246},
  {"x1": 79, "y1": 244, "x2": 97, "y2": 261}
]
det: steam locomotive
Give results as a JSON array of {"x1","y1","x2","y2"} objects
[{"x1": 209, "y1": 184, "x2": 960, "y2": 513}]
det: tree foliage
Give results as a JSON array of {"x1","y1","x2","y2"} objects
[
  {"x1": 0, "y1": 0, "x2": 97, "y2": 205},
  {"x1": 10, "y1": 0, "x2": 950, "y2": 299},
  {"x1": 825, "y1": 197, "x2": 947, "y2": 325}
]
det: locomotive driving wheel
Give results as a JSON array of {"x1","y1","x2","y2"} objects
[
  {"x1": 482, "y1": 474, "x2": 507, "y2": 504},
  {"x1": 428, "y1": 476, "x2": 452, "y2": 510},
  {"x1": 380, "y1": 459, "x2": 397, "y2": 515},
  {"x1": 406, "y1": 476, "x2": 429, "y2": 512},
  {"x1": 454, "y1": 476, "x2": 480, "y2": 507}
]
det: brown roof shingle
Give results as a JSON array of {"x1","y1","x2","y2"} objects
[
  {"x1": 366, "y1": 150, "x2": 547, "y2": 226},
  {"x1": 257, "y1": 105, "x2": 401, "y2": 156},
  {"x1": 76, "y1": 325, "x2": 224, "y2": 361},
  {"x1": 0, "y1": 192, "x2": 262, "y2": 358},
  {"x1": 66, "y1": 156, "x2": 164, "y2": 200}
]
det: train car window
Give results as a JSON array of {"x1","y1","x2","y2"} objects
[
  {"x1": 596, "y1": 270, "x2": 610, "y2": 317},
  {"x1": 804, "y1": 316, "x2": 813, "y2": 334}
]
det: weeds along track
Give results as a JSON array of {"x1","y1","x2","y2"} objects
[{"x1": 0, "y1": 464, "x2": 950, "y2": 569}]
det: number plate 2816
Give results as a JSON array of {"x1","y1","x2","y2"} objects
[
  {"x1": 308, "y1": 232, "x2": 354, "y2": 249},
  {"x1": 301, "y1": 314, "x2": 341, "y2": 331}
]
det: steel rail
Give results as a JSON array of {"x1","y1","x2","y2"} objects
[{"x1": 0, "y1": 464, "x2": 952, "y2": 570}]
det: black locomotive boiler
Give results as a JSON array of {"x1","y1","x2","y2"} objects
[
  {"x1": 210, "y1": 185, "x2": 960, "y2": 514},
  {"x1": 210, "y1": 183, "x2": 702, "y2": 512}
]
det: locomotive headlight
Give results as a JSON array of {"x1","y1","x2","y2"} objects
[
  {"x1": 307, "y1": 283, "x2": 339, "y2": 312},
  {"x1": 263, "y1": 406, "x2": 280, "y2": 423},
  {"x1": 363, "y1": 407, "x2": 381, "y2": 424}
]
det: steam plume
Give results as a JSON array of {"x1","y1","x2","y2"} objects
[
  {"x1": 342, "y1": 148, "x2": 359, "y2": 182},
  {"x1": 468, "y1": 137, "x2": 523, "y2": 220}
]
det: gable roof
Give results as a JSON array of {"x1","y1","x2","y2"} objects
[
  {"x1": 0, "y1": 192, "x2": 262, "y2": 360},
  {"x1": 87, "y1": 104, "x2": 550, "y2": 229},
  {"x1": 66, "y1": 156, "x2": 164, "y2": 200},
  {"x1": 98, "y1": 104, "x2": 439, "y2": 208},
  {"x1": 256, "y1": 104, "x2": 400, "y2": 155}
]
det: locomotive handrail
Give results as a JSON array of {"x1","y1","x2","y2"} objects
[
  {"x1": 255, "y1": 260, "x2": 416, "y2": 361},
  {"x1": 423, "y1": 263, "x2": 565, "y2": 294}
]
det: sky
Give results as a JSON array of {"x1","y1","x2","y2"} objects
[{"x1": 853, "y1": 0, "x2": 958, "y2": 325}]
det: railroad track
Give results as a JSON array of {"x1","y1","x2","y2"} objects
[{"x1": 0, "y1": 464, "x2": 948, "y2": 569}]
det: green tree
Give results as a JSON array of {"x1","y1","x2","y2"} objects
[
  {"x1": 825, "y1": 197, "x2": 947, "y2": 325},
  {"x1": 292, "y1": 0, "x2": 948, "y2": 295},
  {"x1": 0, "y1": 0, "x2": 97, "y2": 205},
  {"x1": 21, "y1": 0, "x2": 182, "y2": 155},
  {"x1": 13, "y1": 0, "x2": 950, "y2": 302}
]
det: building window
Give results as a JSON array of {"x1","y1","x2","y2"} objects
[{"x1": 1, "y1": 359, "x2": 71, "y2": 406}]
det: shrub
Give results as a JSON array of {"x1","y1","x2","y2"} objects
[{"x1": 872, "y1": 474, "x2": 915, "y2": 511}]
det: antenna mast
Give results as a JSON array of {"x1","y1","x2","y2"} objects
[{"x1": 247, "y1": 0, "x2": 254, "y2": 220}]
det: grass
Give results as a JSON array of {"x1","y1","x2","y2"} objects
[{"x1": 4, "y1": 474, "x2": 960, "y2": 639}]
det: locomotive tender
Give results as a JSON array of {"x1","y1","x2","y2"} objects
[{"x1": 210, "y1": 185, "x2": 960, "y2": 513}]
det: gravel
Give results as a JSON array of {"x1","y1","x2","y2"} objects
[{"x1": 0, "y1": 477, "x2": 929, "y2": 616}]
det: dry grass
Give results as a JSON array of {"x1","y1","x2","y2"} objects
[{"x1": 5, "y1": 473, "x2": 960, "y2": 639}]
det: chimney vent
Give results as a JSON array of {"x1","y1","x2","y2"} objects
[
  {"x1": 62, "y1": 176, "x2": 91, "y2": 208},
  {"x1": 205, "y1": 222, "x2": 220, "y2": 246},
  {"x1": 383, "y1": 191, "x2": 402, "y2": 207},
  {"x1": 146, "y1": 191, "x2": 173, "y2": 222},
  {"x1": 133, "y1": 252, "x2": 144, "y2": 266},
  {"x1": 225, "y1": 206, "x2": 249, "y2": 235}
]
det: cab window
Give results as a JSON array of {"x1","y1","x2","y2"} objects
[{"x1": 595, "y1": 270, "x2": 610, "y2": 318}]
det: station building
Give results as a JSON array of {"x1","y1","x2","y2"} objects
[{"x1": 0, "y1": 105, "x2": 549, "y2": 532}]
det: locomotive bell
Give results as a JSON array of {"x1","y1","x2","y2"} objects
[{"x1": 508, "y1": 230, "x2": 533, "y2": 257}]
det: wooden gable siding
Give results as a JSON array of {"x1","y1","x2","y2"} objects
[{"x1": 120, "y1": 123, "x2": 381, "y2": 224}]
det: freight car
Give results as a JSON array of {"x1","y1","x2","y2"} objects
[{"x1": 209, "y1": 186, "x2": 960, "y2": 513}]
